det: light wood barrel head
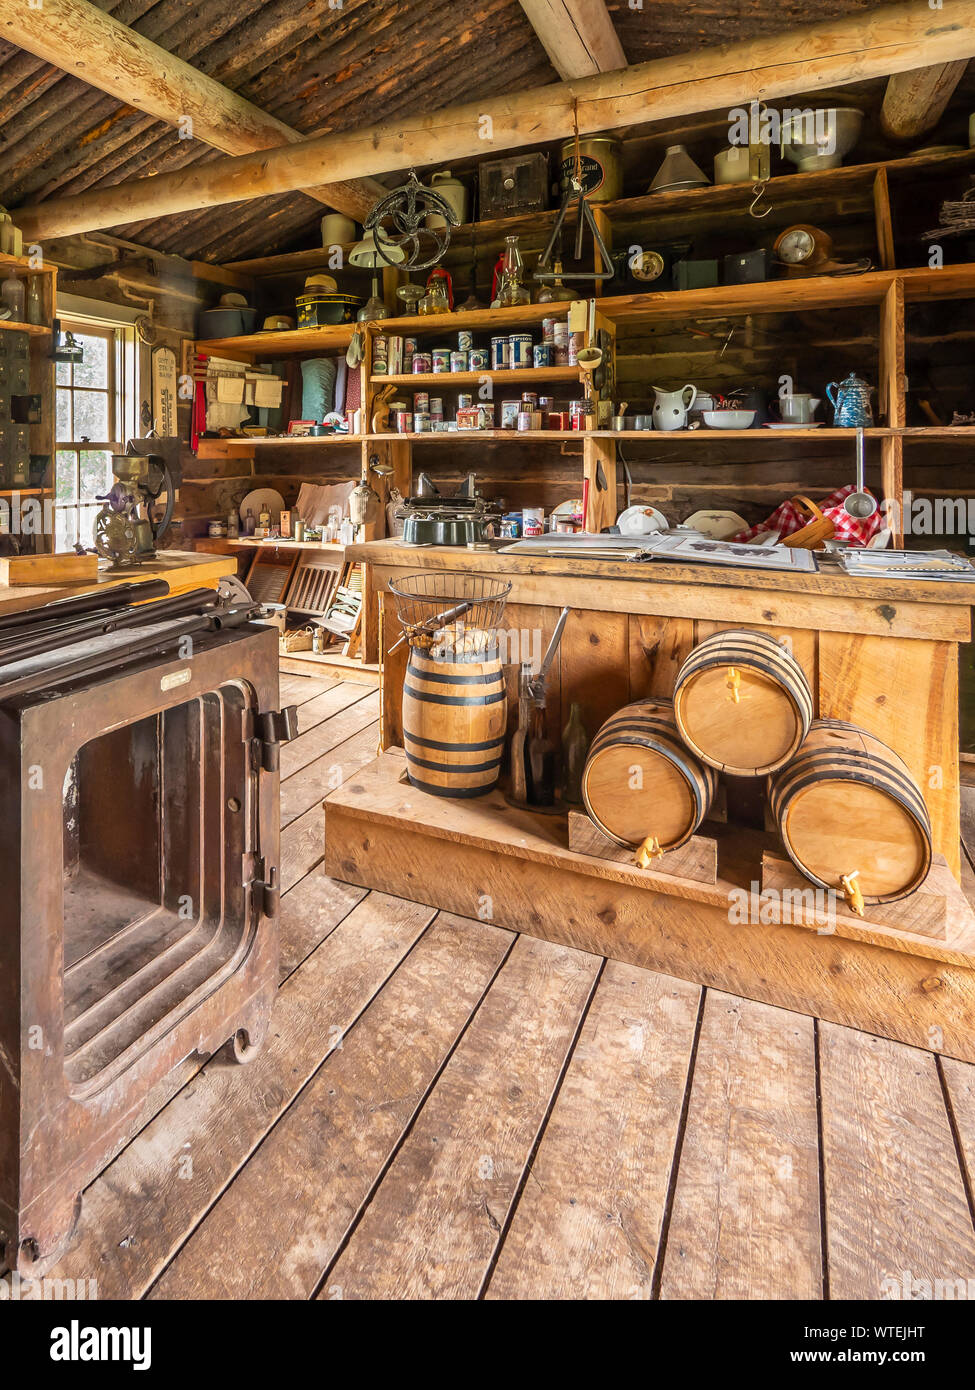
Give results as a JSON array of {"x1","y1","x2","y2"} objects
[
  {"x1": 675, "y1": 665, "x2": 804, "y2": 775},
  {"x1": 583, "y1": 742, "x2": 697, "y2": 850},
  {"x1": 784, "y1": 779, "x2": 929, "y2": 899}
]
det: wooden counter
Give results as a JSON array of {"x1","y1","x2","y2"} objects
[
  {"x1": 0, "y1": 550, "x2": 236, "y2": 618},
  {"x1": 350, "y1": 538, "x2": 972, "y2": 878}
]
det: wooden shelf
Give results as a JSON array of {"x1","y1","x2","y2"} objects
[
  {"x1": 369, "y1": 430, "x2": 581, "y2": 442},
  {"x1": 368, "y1": 304, "x2": 572, "y2": 335},
  {"x1": 213, "y1": 433, "x2": 365, "y2": 447},
  {"x1": 0, "y1": 486, "x2": 50, "y2": 497},
  {"x1": 372, "y1": 367, "x2": 580, "y2": 387},
  {"x1": 194, "y1": 323, "x2": 355, "y2": 357},
  {"x1": 0, "y1": 319, "x2": 51, "y2": 337}
]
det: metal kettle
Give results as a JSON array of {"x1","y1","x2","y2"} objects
[{"x1": 827, "y1": 371, "x2": 874, "y2": 428}]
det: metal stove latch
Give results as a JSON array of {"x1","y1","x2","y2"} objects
[
  {"x1": 243, "y1": 854, "x2": 280, "y2": 919},
  {"x1": 256, "y1": 705, "x2": 299, "y2": 772}
]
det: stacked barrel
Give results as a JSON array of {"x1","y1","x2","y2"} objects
[{"x1": 582, "y1": 628, "x2": 932, "y2": 909}]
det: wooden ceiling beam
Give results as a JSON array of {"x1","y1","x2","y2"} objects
[
  {"x1": 880, "y1": 60, "x2": 969, "y2": 141},
  {"x1": 0, "y1": 0, "x2": 386, "y2": 222},
  {"x1": 15, "y1": 0, "x2": 975, "y2": 242},
  {"x1": 517, "y1": 0, "x2": 626, "y2": 78}
]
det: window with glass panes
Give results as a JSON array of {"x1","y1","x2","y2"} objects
[{"x1": 55, "y1": 323, "x2": 120, "y2": 551}]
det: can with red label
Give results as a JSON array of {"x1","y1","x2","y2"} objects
[
  {"x1": 413, "y1": 391, "x2": 430, "y2": 413},
  {"x1": 394, "y1": 411, "x2": 413, "y2": 433},
  {"x1": 450, "y1": 350, "x2": 468, "y2": 373},
  {"x1": 411, "y1": 351, "x2": 432, "y2": 374}
]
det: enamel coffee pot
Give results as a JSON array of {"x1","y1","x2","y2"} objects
[{"x1": 827, "y1": 371, "x2": 874, "y2": 428}]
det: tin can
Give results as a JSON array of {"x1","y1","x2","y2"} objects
[
  {"x1": 430, "y1": 397, "x2": 444, "y2": 421},
  {"x1": 432, "y1": 348, "x2": 451, "y2": 373},
  {"x1": 394, "y1": 410, "x2": 413, "y2": 433},
  {"x1": 413, "y1": 391, "x2": 430, "y2": 413},
  {"x1": 457, "y1": 330, "x2": 473, "y2": 351},
  {"x1": 554, "y1": 346, "x2": 569, "y2": 367},
  {"x1": 411, "y1": 352, "x2": 432, "y2": 375},
  {"x1": 568, "y1": 334, "x2": 580, "y2": 366},
  {"x1": 468, "y1": 347, "x2": 489, "y2": 371},
  {"x1": 457, "y1": 393, "x2": 474, "y2": 410},
  {"x1": 542, "y1": 317, "x2": 558, "y2": 343},
  {"x1": 552, "y1": 320, "x2": 569, "y2": 346},
  {"x1": 523, "y1": 507, "x2": 545, "y2": 537},
  {"x1": 501, "y1": 513, "x2": 522, "y2": 538},
  {"x1": 509, "y1": 333, "x2": 533, "y2": 368},
  {"x1": 500, "y1": 400, "x2": 521, "y2": 429},
  {"x1": 414, "y1": 412, "x2": 431, "y2": 432},
  {"x1": 450, "y1": 350, "x2": 468, "y2": 373},
  {"x1": 490, "y1": 335, "x2": 509, "y2": 369},
  {"x1": 533, "y1": 343, "x2": 553, "y2": 368},
  {"x1": 558, "y1": 136, "x2": 622, "y2": 204},
  {"x1": 404, "y1": 337, "x2": 418, "y2": 357},
  {"x1": 517, "y1": 411, "x2": 532, "y2": 432}
]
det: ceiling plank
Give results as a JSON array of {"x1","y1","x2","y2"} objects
[
  {"x1": 880, "y1": 60, "x2": 969, "y2": 141},
  {"x1": 0, "y1": 0, "x2": 386, "y2": 221},
  {"x1": 15, "y1": 0, "x2": 975, "y2": 242},
  {"x1": 518, "y1": 0, "x2": 626, "y2": 78}
]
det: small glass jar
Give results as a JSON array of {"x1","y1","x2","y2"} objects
[{"x1": 418, "y1": 277, "x2": 450, "y2": 315}]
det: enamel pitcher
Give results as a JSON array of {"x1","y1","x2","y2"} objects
[
  {"x1": 827, "y1": 371, "x2": 874, "y2": 428},
  {"x1": 652, "y1": 383, "x2": 697, "y2": 432}
]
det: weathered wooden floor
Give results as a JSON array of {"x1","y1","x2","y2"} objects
[{"x1": 45, "y1": 672, "x2": 975, "y2": 1300}]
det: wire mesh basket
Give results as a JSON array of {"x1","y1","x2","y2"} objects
[{"x1": 387, "y1": 572, "x2": 512, "y2": 656}]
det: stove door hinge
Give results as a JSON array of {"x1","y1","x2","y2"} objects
[
  {"x1": 244, "y1": 704, "x2": 299, "y2": 772},
  {"x1": 243, "y1": 853, "x2": 280, "y2": 919}
]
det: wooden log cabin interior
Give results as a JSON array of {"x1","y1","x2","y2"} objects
[{"x1": 3, "y1": 0, "x2": 975, "y2": 1333}]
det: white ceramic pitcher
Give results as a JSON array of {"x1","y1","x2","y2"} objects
[{"x1": 652, "y1": 384, "x2": 697, "y2": 431}]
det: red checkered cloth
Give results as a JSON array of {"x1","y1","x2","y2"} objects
[{"x1": 729, "y1": 484, "x2": 885, "y2": 547}]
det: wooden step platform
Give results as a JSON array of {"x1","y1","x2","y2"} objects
[{"x1": 325, "y1": 751, "x2": 975, "y2": 1062}]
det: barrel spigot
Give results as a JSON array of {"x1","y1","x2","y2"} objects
[
  {"x1": 635, "y1": 835, "x2": 664, "y2": 869},
  {"x1": 840, "y1": 870, "x2": 865, "y2": 917},
  {"x1": 726, "y1": 666, "x2": 741, "y2": 703}
]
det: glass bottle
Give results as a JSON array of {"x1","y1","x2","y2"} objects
[
  {"x1": 226, "y1": 507, "x2": 239, "y2": 539},
  {"x1": 243, "y1": 506, "x2": 256, "y2": 536},
  {"x1": 418, "y1": 276, "x2": 450, "y2": 316},
  {"x1": 1, "y1": 271, "x2": 25, "y2": 321},
  {"x1": 560, "y1": 702, "x2": 588, "y2": 805},
  {"x1": 536, "y1": 260, "x2": 576, "y2": 304},
  {"x1": 527, "y1": 699, "x2": 556, "y2": 807},
  {"x1": 26, "y1": 276, "x2": 44, "y2": 326},
  {"x1": 497, "y1": 235, "x2": 530, "y2": 307}
]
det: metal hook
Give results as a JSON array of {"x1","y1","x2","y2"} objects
[{"x1": 748, "y1": 179, "x2": 772, "y2": 219}]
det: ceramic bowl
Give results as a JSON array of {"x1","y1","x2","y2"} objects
[{"x1": 702, "y1": 409, "x2": 756, "y2": 430}]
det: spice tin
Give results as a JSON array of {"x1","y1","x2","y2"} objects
[
  {"x1": 457, "y1": 330, "x2": 474, "y2": 351},
  {"x1": 568, "y1": 334, "x2": 580, "y2": 366},
  {"x1": 411, "y1": 351, "x2": 432, "y2": 374},
  {"x1": 533, "y1": 343, "x2": 554, "y2": 368},
  {"x1": 490, "y1": 335, "x2": 509, "y2": 369},
  {"x1": 500, "y1": 400, "x2": 521, "y2": 429},
  {"x1": 542, "y1": 317, "x2": 558, "y2": 343},
  {"x1": 450, "y1": 350, "x2": 468, "y2": 373},
  {"x1": 404, "y1": 337, "x2": 418, "y2": 356},
  {"x1": 432, "y1": 348, "x2": 451, "y2": 373},
  {"x1": 414, "y1": 412, "x2": 432, "y2": 432},
  {"x1": 413, "y1": 391, "x2": 430, "y2": 413},
  {"x1": 394, "y1": 410, "x2": 413, "y2": 433},
  {"x1": 457, "y1": 393, "x2": 474, "y2": 409},
  {"x1": 509, "y1": 333, "x2": 533, "y2": 367},
  {"x1": 468, "y1": 347, "x2": 489, "y2": 371},
  {"x1": 517, "y1": 411, "x2": 533, "y2": 432}
]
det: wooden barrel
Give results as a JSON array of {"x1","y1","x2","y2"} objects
[
  {"x1": 582, "y1": 698, "x2": 718, "y2": 850},
  {"x1": 402, "y1": 647, "x2": 506, "y2": 797},
  {"x1": 673, "y1": 629, "x2": 813, "y2": 776},
  {"x1": 769, "y1": 718, "x2": 932, "y2": 904}
]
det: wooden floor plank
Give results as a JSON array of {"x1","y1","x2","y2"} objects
[
  {"x1": 279, "y1": 673, "x2": 341, "y2": 707},
  {"x1": 152, "y1": 914, "x2": 514, "y2": 1300},
  {"x1": 320, "y1": 934, "x2": 601, "y2": 1300},
  {"x1": 281, "y1": 719, "x2": 380, "y2": 828},
  {"x1": 278, "y1": 866, "x2": 367, "y2": 980},
  {"x1": 281, "y1": 800, "x2": 328, "y2": 891},
  {"x1": 291, "y1": 681, "x2": 374, "y2": 739},
  {"x1": 820, "y1": 1023, "x2": 975, "y2": 1299},
  {"x1": 486, "y1": 960, "x2": 700, "y2": 1300},
  {"x1": 659, "y1": 991, "x2": 822, "y2": 1300},
  {"x1": 45, "y1": 893, "x2": 436, "y2": 1299},
  {"x1": 281, "y1": 690, "x2": 381, "y2": 782},
  {"x1": 941, "y1": 1057, "x2": 975, "y2": 1226}
]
